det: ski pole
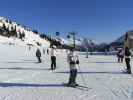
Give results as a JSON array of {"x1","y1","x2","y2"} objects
[{"x1": 77, "y1": 64, "x2": 87, "y2": 87}]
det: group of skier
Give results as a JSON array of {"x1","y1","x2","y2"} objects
[
  {"x1": 35, "y1": 46, "x2": 79, "y2": 87},
  {"x1": 35, "y1": 45, "x2": 132, "y2": 88}
]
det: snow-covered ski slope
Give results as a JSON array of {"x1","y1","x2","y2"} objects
[
  {"x1": 0, "y1": 17, "x2": 50, "y2": 47},
  {"x1": 1, "y1": 43, "x2": 133, "y2": 100}
]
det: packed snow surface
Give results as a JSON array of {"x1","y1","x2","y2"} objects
[{"x1": 0, "y1": 43, "x2": 133, "y2": 100}]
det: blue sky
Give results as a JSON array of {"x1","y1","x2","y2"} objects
[{"x1": 0, "y1": 0, "x2": 133, "y2": 43}]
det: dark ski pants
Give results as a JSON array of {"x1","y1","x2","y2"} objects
[
  {"x1": 118, "y1": 56, "x2": 123, "y2": 63},
  {"x1": 118, "y1": 57, "x2": 120, "y2": 62},
  {"x1": 51, "y1": 56, "x2": 56, "y2": 70},
  {"x1": 120, "y1": 57, "x2": 124, "y2": 63},
  {"x1": 119, "y1": 55, "x2": 124, "y2": 63},
  {"x1": 69, "y1": 69, "x2": 77, "y2": 84},
  {"x1": 125, "y1": 58, "x2": 131, "y2": 72},
  {"x1": 118, "y1": 57, "x2": 123, "y2": 63},
  {"x1": 37, "y1": 56, "x2": 41, "y2": 63}
]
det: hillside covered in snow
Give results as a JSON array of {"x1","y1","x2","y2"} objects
[{"x1": 0, "y1": 17, "x2": 50, "y2": 47}]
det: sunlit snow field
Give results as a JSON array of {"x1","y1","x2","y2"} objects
[{"x1": 0, "y1": 43, "x2": 133, "y2": 100}]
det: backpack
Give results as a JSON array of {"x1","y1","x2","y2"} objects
[{"x1": 125, "y1": 50, "x2": 131, "y2": 56}]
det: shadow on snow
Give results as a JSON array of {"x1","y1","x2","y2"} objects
[
  {"x1": 2, "y1": 61, "x2": 37, "y2": 64},
  {"x1": 89, "y1": 61, "x2": 117, "y2": 64},
  {"x1": 55, "y1": 71, "x2": 128, "y2": 74},
  {"x1": 0, "y1": 83, "x2": 64, "y2": 87},
  {"x1": 0, "y1": 67, "x2": 51, "y2": 71}
]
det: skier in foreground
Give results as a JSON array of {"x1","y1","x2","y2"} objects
[
  {"x1": 66, "y1": 48, "x2": 79, "y2": 87},
  {"x1": 36, "y1": 48, "x2": 42, "y2": 63}
]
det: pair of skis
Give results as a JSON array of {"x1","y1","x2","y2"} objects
[
  {"x1": 62, "y1": 83, "x2": 91, "y2": 91},
  {"x1": 121, "y1": 68, "x2": 132, "y2": 74}
]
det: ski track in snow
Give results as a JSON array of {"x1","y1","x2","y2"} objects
[{"x1": 1, "y1": 43, "x2": 133, "y2": 100}]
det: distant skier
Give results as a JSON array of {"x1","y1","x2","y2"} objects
[
  {"x1": 36, "y1": 48, "x2": 42, "y2": 63},
  {"x1": 29, "y1": 46, "x2": 31, "y2": 50},
  {"x1": 47, "y1": 48, "x2": 49, "y2": 55},
  {"x1": 117, "y1": 50, "x2": 120, "y2": 62},
  {"x1": 28, "y1": 45, "x2": 31, "y2": 51},
  {"x1": 124, "y1": 47, "x2": 131, "y2": 74},
  {"x1": 43, "y1": 48, "x2": 45, "y2": 55},
  {"x1": 117, "y1": 49, "x2": 124, "y2": 63},
  {"x1": 66, "y1": 48, "x2": 79, "y2": 87},
  {"x1": 50, "y1": 46, "x2": 56, "y2": 70},
  {"x1": 119, "y1": 49, "x2": 124, "y2": 63}
]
